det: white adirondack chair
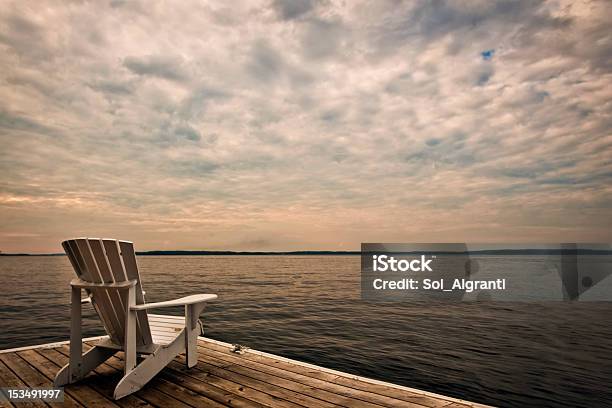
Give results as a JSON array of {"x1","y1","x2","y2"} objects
[{"x1": 54, "y1": 238, "x2": 218, "y2": 399}]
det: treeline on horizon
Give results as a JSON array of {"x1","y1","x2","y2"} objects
[{"x1": 1, "y1": 249, "x2": 611, "y2": 256}]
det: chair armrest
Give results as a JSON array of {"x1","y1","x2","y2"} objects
[
  {"x1": 130, "y1": 294, "x2": 217, "y2": 311},
  {"x1": 70, "y1": 278, "x2": 137, "y2": 290}
]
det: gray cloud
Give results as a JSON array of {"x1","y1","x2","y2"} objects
[
  {"x1": 178, "y1": 86, "x2": 231, "y2": 120},
  {"x1": 0, "y1": 110, "x2": 55, "y2": 135},
  {"x1": 272, "y1": 0, "x2": 315, "y2": 20},
  {"x1": 248, "y1": 39, "x2": 284, "y2": 81},
  {"x1": 88, "y1": 78, "x2": 135, "y2": 95},
  {"x1": 123, "y1": 55, "x2": 189, "y2": 82},
  {"x1": 0, "y1": 13, "x2": 54, "y2": 61},
  {"x1": 174, "y1": 125, "x2": 201, "y2": 142},
  {"x1": 300, "y1": 17, "x2": 346, "y2": 60}
]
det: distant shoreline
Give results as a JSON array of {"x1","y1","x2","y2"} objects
[{"x1": 1, "y1": 249, "x2": 611, "y2": 256}]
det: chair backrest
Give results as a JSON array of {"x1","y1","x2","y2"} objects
[{"x1": 62, "y1": 238, "x2": 153, "y2": 346}]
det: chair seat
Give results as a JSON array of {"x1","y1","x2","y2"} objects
[{"x1": 148, "y1": 314, "x2": 199, "y2": 345}]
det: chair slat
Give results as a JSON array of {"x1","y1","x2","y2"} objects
[
  {"x1": 148, "y1": 314, "x2": 185, "y2": 323},
  {"x1": 73, "y1": 239, "x2": 124, "y2": 343},
  {"x1": 149, "y1": 314, "x2": 187, "y2": 345},
  {"x1": 102, "y1": 239, "x2": 152, "y2": 346},
  {"x1": 102, "y1": 239, "x2": 127, "y2": 281},
  {"x1": 88, "y1": 239, "x2": 115, "y2": 283},
  {"x1": 62, "y1": 241, "x2": 84, "y2": 278},
  {"x1": 88, "y1": 239, "x2": 127, "y2": 344},
  {"x1": 63, "y1": 240, "x2": 116, "y2": 340},
  {"x1": 117, "y1": 240, "x2": 153, "y2": 345}
]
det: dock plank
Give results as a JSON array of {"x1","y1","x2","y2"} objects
[
  {"x1": 159, "y1": 363, "x2": 270, "y2": 408},
  {"x1": 0, "y1": 362, "x2": 15, "y2": 408},
  {"x1": 105, "y1": 351, "x2": 308, "y2": 408},
  {"x1": 169, "y1": 358, "x2": 348, "y2": 408},
  {"x1": 167, "y1": 359, "x2": 315, "y2": 408},
  {"x1": 19, "y1": 349, "x2": 153, "y2": 408},
  {"x1": 0, "y1": 337, "x2": 490, "y2": 408},
  {"x1": 83, "y1": 342, "x2": 338, "y2": 408},
  {"x1": 104, "y1": 357, "x2": 237, "y2": 408},
  {"x1": 199, "y1": 342, "x2": 457, "y2": 408},
  {"x1": 48, "y1": 346, "x2": 196, "y2": 408},
  {"x1": 0, "y1": 352, "x2": 83, "y2": 408},
  {"x1": 35, "y1": 348, "x2": 122, "y2": 408},
  {"x1": 176, "y1": 353, "x2": 383, "y2": 408},
  {"x1": 196, "y1": 345, "x2": 429, "y2": 408},
  {"x1": 0, "y1": 358, "x2": 46, "y2": 408},
  {"x1": 73, "y1": 343, "x2": 252, "y2": 408}
]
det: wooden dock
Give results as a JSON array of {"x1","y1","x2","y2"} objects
[{"x1": 0, "y1": 336, "x2": 490, "y2": 408}]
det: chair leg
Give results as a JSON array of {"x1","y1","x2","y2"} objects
[
  {"x1": 55, "y1": 286, "x2": 86, "y2": 386},
  {"x1": 114, "y1": 331, "x2": 186, "y2": 399},
  {"x1": 185, "y1": 303, "x2": 206, "y2": 368},
  {"x1": 124, "y1": 287, "x2": 137, "y2": 375},
  {"x1": 185, "y1": 304, "x2": 198, "y2": 367},
  {"x1": 54, "y1": 346, "x2": 116, "y2": 386}
]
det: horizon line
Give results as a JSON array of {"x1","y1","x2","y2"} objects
[{"x1": 1, "y1": 248, "x2": 611, "y2": 256}]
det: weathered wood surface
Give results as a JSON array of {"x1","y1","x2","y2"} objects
[{"x1": 0, "y1": 338, "x2": 491, "y2": 408}]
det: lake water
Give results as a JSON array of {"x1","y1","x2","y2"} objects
[{"x1": 1, "y1": 255, "x2": 611, "y2": 407}]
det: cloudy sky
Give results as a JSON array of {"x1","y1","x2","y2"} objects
[{"x1": 1, "y1": 0, "x2": 611, "y2": 253}]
